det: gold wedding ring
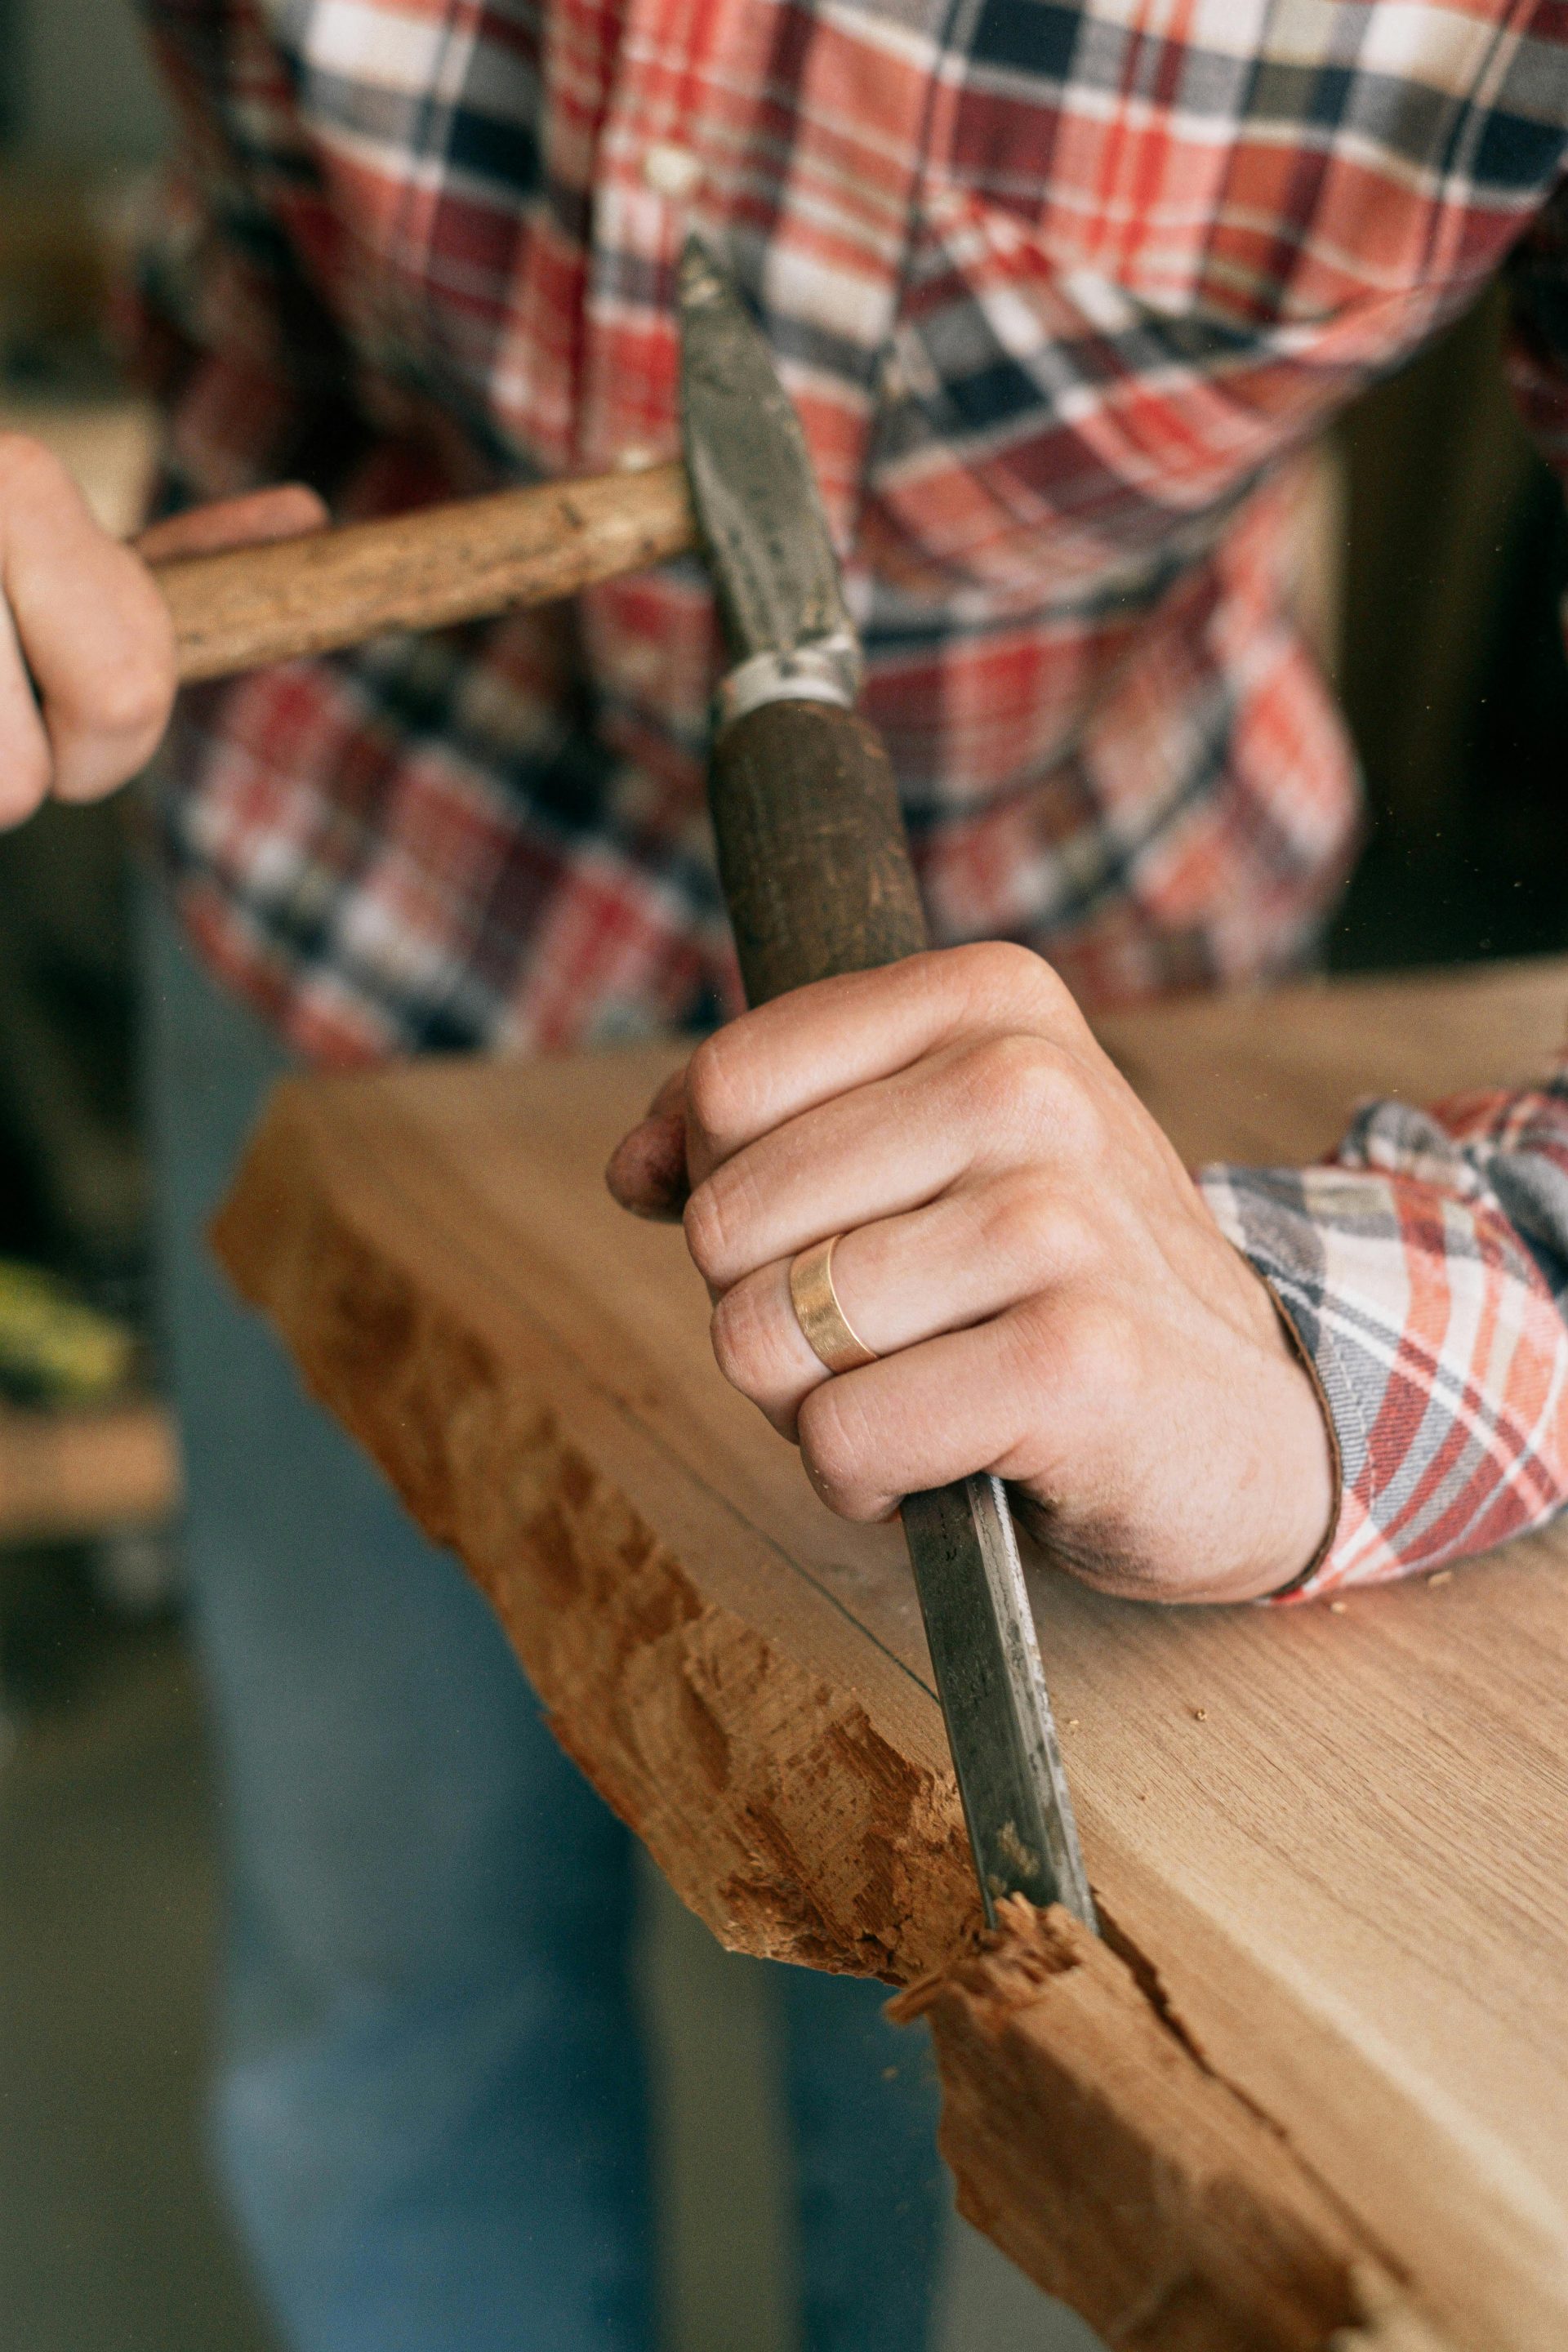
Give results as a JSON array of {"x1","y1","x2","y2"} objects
[{"x1": 789, "y1": 1235, "x2": 879, "y2": 1374}]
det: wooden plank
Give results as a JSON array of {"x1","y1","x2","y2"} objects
[{"x1": 212, "y1": 956, "x2": 1568, "y2": 2352}]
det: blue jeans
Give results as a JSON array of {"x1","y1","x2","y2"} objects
[{"x1": 139, "y1": 890, "x2": 944, "y2": 2352}]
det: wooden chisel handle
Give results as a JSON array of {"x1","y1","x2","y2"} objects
[
  {"x1": 707, "y1": 695, "x2": 929, "y2": 1004},
  {"x1": 709, "y1": 691, "x2": 1101, "y2": 1931},
  {"x1": 154, "y1": 460, "x2": 695, "y2": 684}
]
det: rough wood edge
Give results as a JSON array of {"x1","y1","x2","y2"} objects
[
  {"x1": 892, "y1": 1901, "x2": 1461, "y2": 2352},
  {"x1": 211, "y1": 1097, "x2": 978, "y2": 1981}
]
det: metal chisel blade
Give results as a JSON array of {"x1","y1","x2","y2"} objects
[
  {"x1": 903, "y1": 1480, "x2": 1096, "y2": 1929},
  {"x1": 677, "y1": 238, "x2": 856, "y2": 666}
]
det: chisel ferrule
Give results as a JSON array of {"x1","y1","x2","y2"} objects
[{"x1": 716, "y1": 633, "x2": 862, "y2": 728}]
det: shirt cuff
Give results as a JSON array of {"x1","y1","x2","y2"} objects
[{"x1": 1196, "y1": 1160, "x2": 1568, "y2": 1601}]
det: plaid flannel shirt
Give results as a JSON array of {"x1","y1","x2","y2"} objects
[{"x1": 134, "y1": 0, "x2": 1568, "y2": 1597}]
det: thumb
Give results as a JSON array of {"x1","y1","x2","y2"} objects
[{"x1": 134, "y1": 483, "x2": 328, "y2": 564}]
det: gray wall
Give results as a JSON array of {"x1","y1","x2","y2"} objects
[{"x1": 11, "y1": 0, "x2": 167, "y2": 164}]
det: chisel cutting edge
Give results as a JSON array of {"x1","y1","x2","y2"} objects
[{"x1": 678, "y1": 235, "x2": 1097, "y2": 1934}]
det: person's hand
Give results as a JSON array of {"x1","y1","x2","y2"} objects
[
  {"x1": 607, "y1": 945, "x2": 1335, "y2": 1603},
  {"x1": 0, "y1": 432, "x2": 325, "y2": 831}
]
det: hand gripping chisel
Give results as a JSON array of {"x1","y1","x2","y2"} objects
[{"x1": 678, "y1": 237, "x2": 1096, "y2": 1932}]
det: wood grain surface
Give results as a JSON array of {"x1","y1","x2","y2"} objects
[{"x1": 213, "y1": 956, "x2": 1568, "y2": 2352}]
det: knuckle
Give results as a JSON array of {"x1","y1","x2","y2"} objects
[
  {"x1": 683, "y1": 1160, "x2": 762, "y2": 1286},
  {"x1": 969, "y1": 1030, "x2": 1056, "y2": 1112},
  {"x1": 684, "y1": 1027, "x2": 749, "y2": 1147},
  {"x1": 91, "y1": 640, "x2": 176, "y2": 746},
  {"x1": 1043, "y1": 1204, "x2": 1102, "y2": 1281},
  {"x1": 1058, "y1": 1085, "x2": 1107, "y2": 1162},
  {"x1": 952, "y1": 939, "x2": 1071, "y2": 1022},
  {"x1": 708, "y1": 1279, "x2": 773, "y2": 1396},
  {"x1": 687, "y1": 1144, "x2": 773, "y2": 1285},
  {"x1": 1010, "y1": 1179, "x2": 1101, "y2": 1271},
  {"x1": 1014, "y1": 1049, "x2": 1080, "y2": 1132},
  {"x1": 1052, "y1": 1296, "x2": 1138, "y2": 1404},
  {"x1": 980, "y1": 1033, "x2": 1103, "y2": 1156},
  {"x1": 798, "y1": 1379, "x2": 873, "y2": 1515},
  {"x1": 681, "y1": 1179, "x2": 730, "y2": 1283},
  {"x1": 980, "y1": 1174, "x2": 1100, "y2": 1281},
  {"x1": 978, "y1": 1174, "x2": 1050, "y2": 1269},
  {"x1": 960, "y1": 938, "x2": 1040, "y2": 996}
]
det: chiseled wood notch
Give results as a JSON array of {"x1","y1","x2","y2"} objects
[
  {"x1": 212, "y1": 957, "x2": 1568, "y2": 2352},
  {"x1": 893, "y1": 1900, "x2": 1455, "y2": 2352},
  {"x1": 454, "y1": 1396, "x2": 980, "y2": 1981}
]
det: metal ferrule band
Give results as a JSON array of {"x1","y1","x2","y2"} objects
[{"x1": 716, "y1": 636, "x2": 862, "y2": 728}]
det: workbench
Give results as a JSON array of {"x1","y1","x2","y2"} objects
[{"x1": 214, "y1": 956, "x2": 1568, "y2": 2352}]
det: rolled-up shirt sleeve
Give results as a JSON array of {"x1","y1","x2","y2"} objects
[
  {"x1": 1198, "y1": 1062, "x2": 1568, "y2": 1598},
  {"x1": 1197, "y1": 199, "x2": 1568, "y2": 1603}
]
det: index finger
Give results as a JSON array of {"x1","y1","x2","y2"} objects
[{"x1": 684, "y1": 942, "x2": 1081, "y2": 1181}]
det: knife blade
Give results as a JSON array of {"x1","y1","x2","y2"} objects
[{"x1": 678, "y1": 237, "x2": 1096, "y2": 1932}]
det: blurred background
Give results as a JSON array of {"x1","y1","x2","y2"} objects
[{"x1": 0, "y1": 7, "x2": 1563, "y2": 2351}]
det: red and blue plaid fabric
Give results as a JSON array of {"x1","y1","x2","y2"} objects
[
  {"x1": 1200, "y1": 1067, "x2": 1568, "y2": 1597},
  {"x1": 132, "y1": 0, "x2": 1568, "y2": 1594}
]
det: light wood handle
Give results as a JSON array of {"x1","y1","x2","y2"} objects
[{"x1": 155, "y1": 461, "x2": 695, "y2": 684}]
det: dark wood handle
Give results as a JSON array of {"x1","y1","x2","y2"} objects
[
  {"x1": 154, "y1": 461, "x2": 694, "y2": 684},
  {"x1": 708, "y1": 697, "x2": 927, "y2": 1007}
]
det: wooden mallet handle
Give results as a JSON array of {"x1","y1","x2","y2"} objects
[{"x1": 154, "y1": 461, "x2": 695, "y2": 684}]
